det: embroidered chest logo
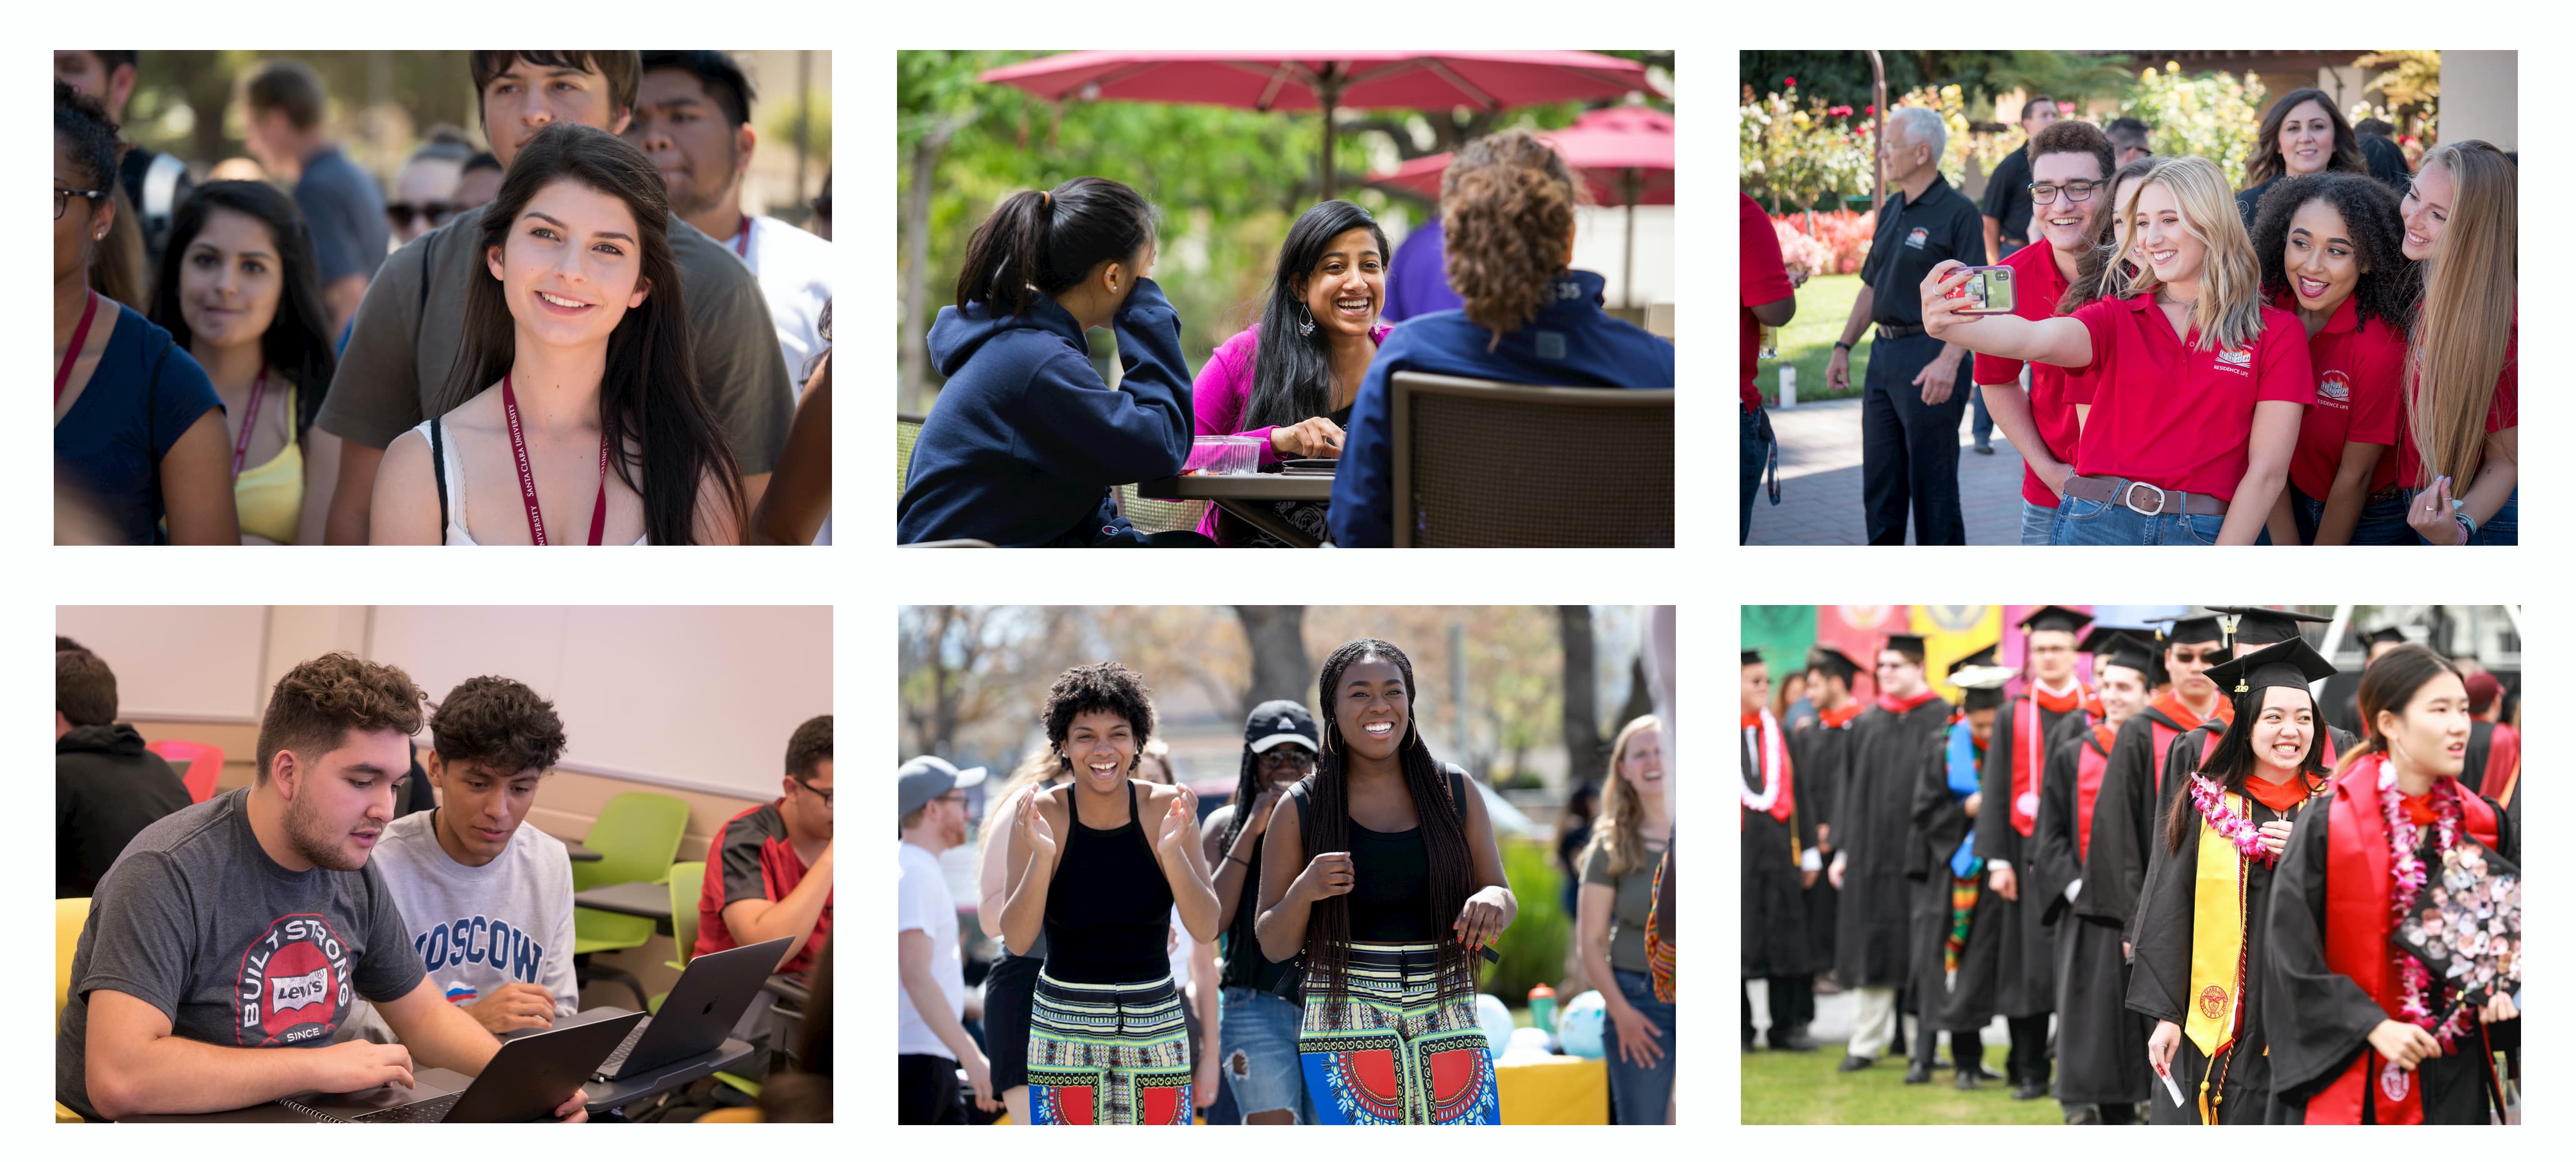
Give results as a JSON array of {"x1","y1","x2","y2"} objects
[
  {"x1": 1905, "y1": 227, "x2": 1928, "y2": 250},
  {"x1": 2317, "y1": 370, "x2": 2351, "y2": 407},
  {"x1": 2213, "y1": 348, "x2": 2253, "y2": 377},
  {"x1": 2197, "y1": 984, "x2": 2229, "y2": 1019},
  {"x1": 238, "y1": 914, "x2": 353, "y2": 1046}
]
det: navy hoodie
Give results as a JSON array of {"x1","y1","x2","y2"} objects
[
  {"x1": 900, "y1": 278, "x2": 1195, "y2": 546},
  {"x1": 1328, "y1": 269, "x2": 1675, "y2": 546}
]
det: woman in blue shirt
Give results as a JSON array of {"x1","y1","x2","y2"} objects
[
  {"x1": 53, "y1": 81, "x2": 236, "y2": 544},
  {"x1": 1328, "y1": 131, "x2": 1674, "y2": 546}
]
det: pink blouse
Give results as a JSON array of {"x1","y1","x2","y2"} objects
[{"x1": 1186, "y1": 321, "x2": 1391, "y2": 542}]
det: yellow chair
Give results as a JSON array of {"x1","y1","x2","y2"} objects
[{"x1": 57, "y1": 898, "x2": 90, "y2": 1122}]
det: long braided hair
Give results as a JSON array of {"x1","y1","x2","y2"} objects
[{"x1": 1303, "y1": 638, "x2": 1476, "y2": 1015}]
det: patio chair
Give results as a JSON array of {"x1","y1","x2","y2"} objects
[
  {"x1": 1118, "y1": 484, "x2": 1210, "y2": 536},
  {"x1": 1388, "y1": 372, "x2": 1673, "y2": 547},
  {"x1": 896, "y1": 413, "x2": 926, "y2": 499}
]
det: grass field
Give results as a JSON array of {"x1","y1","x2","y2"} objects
[
  {"x1": 1739, "y1": 1043, "x2": 2064, "y2": 1125},
  {"x1": 1752, "y1": 273, "x2": 1872, "y2": 406}
]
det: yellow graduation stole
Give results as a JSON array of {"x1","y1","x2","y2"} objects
[{"x1": 2182, "y1": 791, "x2": 2251, "y2": 1125}]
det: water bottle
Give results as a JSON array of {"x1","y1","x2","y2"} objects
[
  {"x1": 1528, "y1": 982, "x2": 1558, "y2": 1034},
  {"x1": 1780, "y1": 365, "x2": 1798, "y2": 409}
]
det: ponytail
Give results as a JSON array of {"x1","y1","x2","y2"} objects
[{"x1": 953, "y1": 178, "x2": 1158, "y2": 319}]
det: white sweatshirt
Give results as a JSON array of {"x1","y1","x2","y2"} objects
[{"x1": 340, "y1": 809, "x2": 579, "y2": 1044}]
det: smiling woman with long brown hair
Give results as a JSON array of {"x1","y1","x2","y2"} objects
[{"x1": 1579, "y1": 714, "x2": 1673, "y2": 1122}]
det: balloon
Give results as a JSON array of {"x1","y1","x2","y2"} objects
[
  {"x1": 1500, "y1": 1024, "x2": 1558, "y2": 1064},
  {"x1": 1557, "y1": 989, "x2": 1608, "y2": 1059},
  {"x1": 1475, "y1": 993, "x2": 1515, "y2": 1056}
]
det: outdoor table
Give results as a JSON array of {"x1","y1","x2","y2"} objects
[
  {"x1": 1135, "y1": 471, "x2": 1335, "y2": 547},
  {"x1": 576, "y1": 878, "x2": 678, "y2": 938},
  {"x1": 564, "y1": 840, "x2": 602, "y2": 863}
]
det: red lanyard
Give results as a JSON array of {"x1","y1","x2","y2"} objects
[
  {"x1": 501, "y1": 373, "x2": 610, "y2": 546},
  {"x1": 54, "y1": 290, "x2": 100, "y2": 403},
  {"x1": 733, "y1": 214, "x2": 752, "y2": 259},
  {"x1": 229, "y1": 369, "x2": 269, "y2": 479}
]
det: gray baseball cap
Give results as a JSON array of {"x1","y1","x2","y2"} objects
[{"x1": 898, "y1": 755, "x2": 988, "y2": 819}]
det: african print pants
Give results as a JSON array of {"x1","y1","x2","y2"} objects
[
  {"x1": 1299, "y1": 941, "x2": 1502, "y2": 1124},
  {"x1": 1026, "y1": 971, "x2": 1193, "y2": 1125}
]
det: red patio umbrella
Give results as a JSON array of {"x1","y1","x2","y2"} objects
[
  {"x1": 1371, "y1": 106, "x2": 1674, "y2": 307},
  {"x1": 976, "y1": 51, "x2": 1657, "y2": 199}
]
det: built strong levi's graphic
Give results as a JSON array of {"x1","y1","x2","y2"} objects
[{"x1": 238, "y1": 914, "x2": 354, "y2": 1046}]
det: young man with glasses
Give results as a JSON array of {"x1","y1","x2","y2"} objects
[
  {"x1": 695, "y1": 714, "x2": 833, "y2": 973},
  {"x1": 1970, "y1": 121, "x2": 2118, "y2": 543}
]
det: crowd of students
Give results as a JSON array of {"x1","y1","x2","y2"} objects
[
  {"x1": 53, "y1": 50, "x2": 833, "y2": 546},
  {"x1": 900, "y1": 639, "x2": 1683, "y2": 1124},
  {"x1": 55, "y1": 642, "x2": 835, "y2": 1121},
  {"x1": 1741, "y1": 89, "x2": 2517, "y2": 546},
  {"x1": 897, "y1": 130, "x2": 1676, "y2": 548},
  {"x1": 1742, "y1": 606, "x2": 2521, "y2": 1123}
]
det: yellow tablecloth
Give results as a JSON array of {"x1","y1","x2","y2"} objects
[{"x1": 1496, "y1": 1054, "x2": 1608, "y2": 1124}]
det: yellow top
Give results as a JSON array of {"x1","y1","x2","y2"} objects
[{"x1": 233, "y1": 382, "x2": 302, "y2": 544}]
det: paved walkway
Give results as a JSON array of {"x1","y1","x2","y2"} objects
[{"x1": 1746, "y1": 396, "x2": 2034, "y2": 546}]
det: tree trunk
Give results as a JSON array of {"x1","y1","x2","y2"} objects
[
  {"x1": 1558, "y1": 606, "x2": 1605, "y2": 787},
  {"x1": 900, "y1": 116, "x2": 965, "y2": 413},
  {"x1": 1234, "y1": 606, "x2": 1311, "y2": 716},
  {"x1": 1616, "y1": 652, "x2": 1656, "y2": 734}
]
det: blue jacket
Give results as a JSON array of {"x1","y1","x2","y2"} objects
[
  {"x1": 1328, "y1": 269, "x2": 1675, "y2": 546},
  {"x1": 899, "y1": 279, "x2": 1194, "y2": 546}
]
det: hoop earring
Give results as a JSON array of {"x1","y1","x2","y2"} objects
[
  {"x1": 1403, "y1": 722, "x2": 1418, "y2": 751},
  {"x1": 1322, "y1": 726, "x2": 1338, "y2": 755},
  {"x1": 1298, "y1": 304, "x2": 1317, "y2": 338}
]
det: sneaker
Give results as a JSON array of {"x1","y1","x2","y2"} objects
[
  {"x1": 1973, "y1": 443, "x2": 1996, "y2": 454},
  {"x1": 2012, "y1": 1079, "x2": 2049, "y2": 1101},
  {"x1": 1837, "y1": 1054, "x2": 1875, "y2": 1073},
  {"x1": 1953, "y1": 1069, "x2": 1983, "y2": 1091},
  {"x1": 1903, "y1": 1061, "x2": 1933, "y2": 1085}
]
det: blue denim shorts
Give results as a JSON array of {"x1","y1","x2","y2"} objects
[
  {"x1": 1219, "y1": 986, "x2": 1315, "y2": 1123},
  {"x1": 1603, "y1": 968, "x2": 1676, "y2": 1124}
]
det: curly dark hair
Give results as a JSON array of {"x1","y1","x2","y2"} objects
[
  {"x1": 1442, "y1": 130, "x2": 1582, "y2": 339},
  {"x1": 429, "y1": 676, "x2": 566, "y2": 774},
  {"x1": 2252, "y1": 171, "x2": 2418, "y2": 333},
  {"x1": 54, "y1": 79, "x2": 120, "y2": 193},
  {"x1": 256, "y1": 653, "x2": 426, "y2": 782},
  {"x1": 785, "y1": 714, "x2": 831, "y2": 779},
  {"x1": 58, "y1": 649, "x2": 118, "y2": 727},
  {"x1": 1041, "y1": 662, "x2": 1156, "y2": 776}
]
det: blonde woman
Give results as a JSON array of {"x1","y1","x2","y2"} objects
[
  {"x1": 1923, "y1": 155, "x2": 2313, "y2": 545},
  {"x1": 1578, "y1": 714, "x2": 1674, "y2": 1123},
  {"x1": 2395, "y1": 141, "x2": 2517, "y2": 546}
]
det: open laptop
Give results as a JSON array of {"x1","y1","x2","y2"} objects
[
  {"x1": 594, "y1": 936, "x2": 794, "y2": 1081},
  {"x1": 281, "y1": 1010, "x2": 645, "y2": 1123}
]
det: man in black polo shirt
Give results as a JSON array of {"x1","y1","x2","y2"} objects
[{"x1": 1824, "y1": 107, "x2": 1985, "y2": 545}]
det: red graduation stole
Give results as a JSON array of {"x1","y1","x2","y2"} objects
[
  {"x1": 1819, "y1": 703, "x2": 1865, "y2": 729},
  {"x1": 2075, "y1": 723, "x2": 2117, "y2": 863},
  {"x1": 1741, "y1": 710, "x2": 1796, "y2": 829},
  {"x1": 2147, "y1": 693, "x2": 2231, "y2": 794},
  {"x1": 2010, "y1": 681, "x2": 2092, "y2": 837},
  {"x1": 2312, "y1": 759, "x2": 2500, "y2": 1124}
]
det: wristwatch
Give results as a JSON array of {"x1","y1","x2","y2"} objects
[{"x1": 1833, "y1": 341, "x2": 1853, "y2": 353}]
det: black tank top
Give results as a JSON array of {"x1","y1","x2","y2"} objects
[
  {"x1": 1219, "y1": 827, "x2": 1298, "y2": 992},
  {"x1": 1291, "y1": 767, "x2": 1467, "y2": 944},
  {"x1": 1041, "y1": 781, "x2": 1175, "y2": 984}
]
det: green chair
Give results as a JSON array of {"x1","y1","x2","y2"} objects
[
  {"x1": 573, "y1": 793, "x2": 691, "y2": 1010},
  {"x1": 896, "y1": 414, "x2": 926, "y2": 499},
  {"x1": 663, "y1": 861, "x2": 763, "y2": 1098}
]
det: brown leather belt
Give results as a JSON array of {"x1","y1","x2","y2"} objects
[{"x1": 2063, "y1": 474, "x2": 2229, "y2": 517}]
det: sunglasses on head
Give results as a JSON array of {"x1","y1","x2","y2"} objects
[{"x1": 385, "y1": 202, "x2": 453, "y2": 229}]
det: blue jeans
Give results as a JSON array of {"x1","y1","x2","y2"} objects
[
  {"x1": 2289, "y1": 484, "x2": 2416, "y2": 545},
  {"x1": 1860, "y1": 331, "x2": 1969, "y2": 544},
  {"x1": 1967, "y1": 379, "x2": 1993, "y2": 446},
  {"x1": 2050, "y1": 486, "x2": 2226, "y2": 545},
  {"x1": 1219, "y1": 986, "x2": 1314, "y2": 1123},
  {"x1": 1741, "y1": 404, "x2": 1774, "y2": 543},
  {"x1": 2402, "y1": 485, "x2": 2518, "y2": 544},
  {"x1": 2020, "y1": 498, "x2": 2055, "y2": 545},
  {"x1": 1603, "y1": 969, "x2": 1676, "y2": 1125}
]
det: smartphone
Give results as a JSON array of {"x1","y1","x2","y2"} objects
[{"x1": 1943, "y1": 266, "x2": 2017, "y2": 315}]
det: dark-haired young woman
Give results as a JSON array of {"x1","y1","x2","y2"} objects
[
  {"x1": 1190, "y1": 201, "x2": 1390, "y2": 546},
  {"x1": 1255, "y1": 639, "x2": 1515, "y2": 1124},
  {"x1": 1329, "y1": 133, "x2": 1676, "y2": 546},
  {"x1": 1199, "y1": 700, "x2": 1321, "y2": 1123},
  {"x1": 2248, "y1": 173, "x2": 2417, "y2": 544},
  {"x1": 2127, "y1": 637, "x2": 2337, "y2": 1123},
  {"x1": 1001, "y1": 663, "x2": 1220, "y2": 1124},
  {"x1": 2235, "y1": 89, "x2": 2368, "y2": 229},
  {"x1": 148, "y1": 181, "x2": 343, "y2": 544},
  {"x1": 53, "y1": 81, "x2": 238, "y2": 546},
  {"x1": 2266, "y1": 644, "x2": 2518, "y2": 1123},
  {"x1": 900, "y1": 177, "x2": 1202, "y2": 546},
  {"x1": 370, "y1": 123, "x2": 746, "y2": 544}
]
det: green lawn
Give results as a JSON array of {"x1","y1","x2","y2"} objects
[
  {"x1": 1753, "y1": 273, "x2": 1872, "y2": 405},
  {"x1": 1740, "y1": 1042, "x2": 2064, "y2": 1125}
]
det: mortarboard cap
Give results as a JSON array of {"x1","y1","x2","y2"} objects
[
  {"x1": 1742, "y1": 649, "x2": 1766, "y2": 667},
  {"x1": 2203, "y1": 606, "x2": 2333, "y2": 647},
  {"x1": 1807, "y1": 646, "x2": 1863, "y2": 684},
  {"x1": 1883, "y1": 633, "x2": 1928, "y2": 658},
  {"x1": 2017, "y1": 605, "x2": 2093, "y2": 637},
  {"x1": 2205, "y1": 636, "x2": 2338, "y2": 698},
  {"x1": 2163, "y1": 614, "x2": 2223, "y2": 645},
  {"x1": 1952, "y1": 661, "x2": 2015, "y2": 710},
  {"x1": 2360, "y1": 625, "x2": 2409, "y2": 648},
  {"x1": 2082, "y1": 627, "x2": 2160, "y2": 679},
  {"x1": 1946, "y1": 644, "x2": 2000, "y2": 678}
]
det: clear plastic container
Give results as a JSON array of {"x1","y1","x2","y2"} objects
[{"x1": 1185, "y1": 434, "x2": 1261, "y2": 476}]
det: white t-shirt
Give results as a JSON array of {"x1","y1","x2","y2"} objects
[
  {"x1": 739, "y1": 215, "x2": 833, "y2": 399},
  {"x1": 897, "y1": 840, "x2": 964, "y2": 1059}
]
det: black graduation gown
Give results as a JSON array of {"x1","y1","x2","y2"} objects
[
  {"x1": 2087, "y1": 703, "x2": 2214, "y2": 946},
  {"x1": 2037, "y1": 725, "x2": 2149, "y2": 1103},
  {"x1": 1911, "y1": 724, "x2": 2003, "y2": 1033},
  {"x1": 2127, "y1": 786, "x2": 2310, "y2": 1124},
  {"x1": 2461, "y1": 721, "x2": 2494, "y2": 796},
  {"x1": 2265, "y1": 788, "x2": 2520, "y2": 1124},
  {"x1": 1974, "y1": 694, "x2": 2083, "y2": 1017},
  {"x1": 1832, "y1": 697, "x2": 1954, "y2": 989},
  {"x1": 2153, "y1": 720, "x2": 2358, "y2": 845},
  {"x1": 1742, "y1": 726, "x2": 1817, "y2": 977},
  {"x1": 1788, "y1": 714, "x2": 1857, "y2": 972}
]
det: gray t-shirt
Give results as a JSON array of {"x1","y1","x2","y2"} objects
[
  {"x1": 295, "y1": 146, "x2": 390, "y2": 286},
  {"x1": 315, "y1": 204, "x2": 792, "y2": 474},
  {"x1": 56, "y1": 788, "x2": 424, "y2": 1121},
  {"x1": 340, "y1": 808, "x2": 578, "y2": 1044},
  {"x1": 1581, "y1": 837, "x2": 1666, "y2": 974}
]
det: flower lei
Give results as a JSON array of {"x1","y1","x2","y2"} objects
[
  {"x1": 2377, "y1": 759, "x2": 2477, "y2": 1048},
  {"x1": 2188, "y1": 776, "x2": 2277, "y2": 866}
]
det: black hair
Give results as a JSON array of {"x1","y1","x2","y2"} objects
[
  {"x1": 89, "y1": 51, "x2": 138, "y2": 71},
  {"x1": 638, "y1": 50, "x2": 756, "y2": 129},
  {"x1": 954, "y1": 176, "x2": 1158, "y2": 319},
  {"x1": 2336, "y1": 644, "x2": 2465, "y2": 772},
  {"x1": 2021, "y1": 94, "x2": 2057, "y2": 123},
  {"x1": 470, "y1": 51, "x2": 641, "y2": 123},
  {"x1": 2245, "y1": 88, "x2": 2366, "y2": 189},
  {"x1": 2252, "y1": 171, "x2": 2418, "y2": 333},
  {"x1": 244, "y1": 59, "x2": 328, "y2": 133},
  {"x1": 1040, "y1": 662, "x2": 1156, "y2": 777},
  {"x1": 2355, "y1": 118, "x2": 2395, "y2": 138},
  {"x1": 444, "y1": 123, "x2": 746, "y2": 544},
  {"x1": 58, "y1": 649, "x2": 118, "y2": 727},
  {"x1": 463, "y1": 150, "x2": 503, "y2": 176},
  {"x1": 429, "y1": 674, "x2": 567, "y2": 774},
  {"x1": 56, "y1": 636, "x2": 90, "y2": 654},
  {"x1": 54, "y1": 79, "x2": 120, "y2": 193},
  {"x1": 1242, "y1": 201, "x2": 1389, "y2": 430},
  {"x1": 2172, "y1": 682, "x2": 2328, "y2": 852},
  {"x1": 1303, "y1": 639, "x2": 1475, "y2": 1020},
  {"x1": 2106, "y1": 116, "x2": 2151, "y2": 144},
  {"x1": 147, "y1": 181, "x2": 339, "y2": 438},
  {"x1": 409, "y1": 126, "x2": 476, "y2": 166}
]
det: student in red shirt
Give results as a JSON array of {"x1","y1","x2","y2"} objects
[
  {"x1": 1740, "y1": 193, "x2": 1800, "y2": 543},
  {"x1": 697, "y1": 714, "x2": 832, "y2": 974},
  {"x1": 1922, "y1": 156, "x2": 2309, "y2": 545},
  {"x1": 2396, "y1": 141, "x2": 2517, "y2": 546},
  {"x1": 1968, "y1": 121, "x2": 2113, "y2": 544},
  {"x1": 2246, "y1": 173, "x2": 2417, "y2": 544}
]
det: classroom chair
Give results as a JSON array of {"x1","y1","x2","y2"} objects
[
  {"x1": 144, "y1": 739, "x2": 224, "y2": 803},
  {"x1": 1387, "y1": 371, "x2": 1674, "y2": 547},
  {"x1": 573, "y1": 793, "x2": 691, "y2": 1010},
  {"x1": 57, "y1": 897, "x2": 90, "y2": 1121},
  {"x1": 663, "y1": 861, "x2": 765, "y2": 1099}
]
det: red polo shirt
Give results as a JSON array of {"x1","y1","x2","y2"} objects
[
  {"x1": 2274, "y1": 292, "x2": 2407, "y2": 501},
  {"x1": 1740, "y1": 194, "x2": 1797, "y2": 413},
  {"x1": 2393, "y1": 302, "x2": 2517, "y2": 488},
  {"x1": 2060, "y1": 294, "x2": 2312, "y2": 501},
  {"x1": 1970, "y1": 239, "x2": 2083, "y2": 506}
]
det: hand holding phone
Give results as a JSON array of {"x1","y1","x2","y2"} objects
[{"x1": 1942, "y1": 266, "x2": 2018, "y2": 315}]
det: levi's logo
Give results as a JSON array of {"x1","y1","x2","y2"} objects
[
  {"x1": 2317, "y1": 370, "x2": 2352, "y2": 406},
  {"x1": 271, "y1": 966, "x2": 330, "y2": 1009},
  {"x1": 2213, "y1": 348, "x2": 2252, "y2": 376}
]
